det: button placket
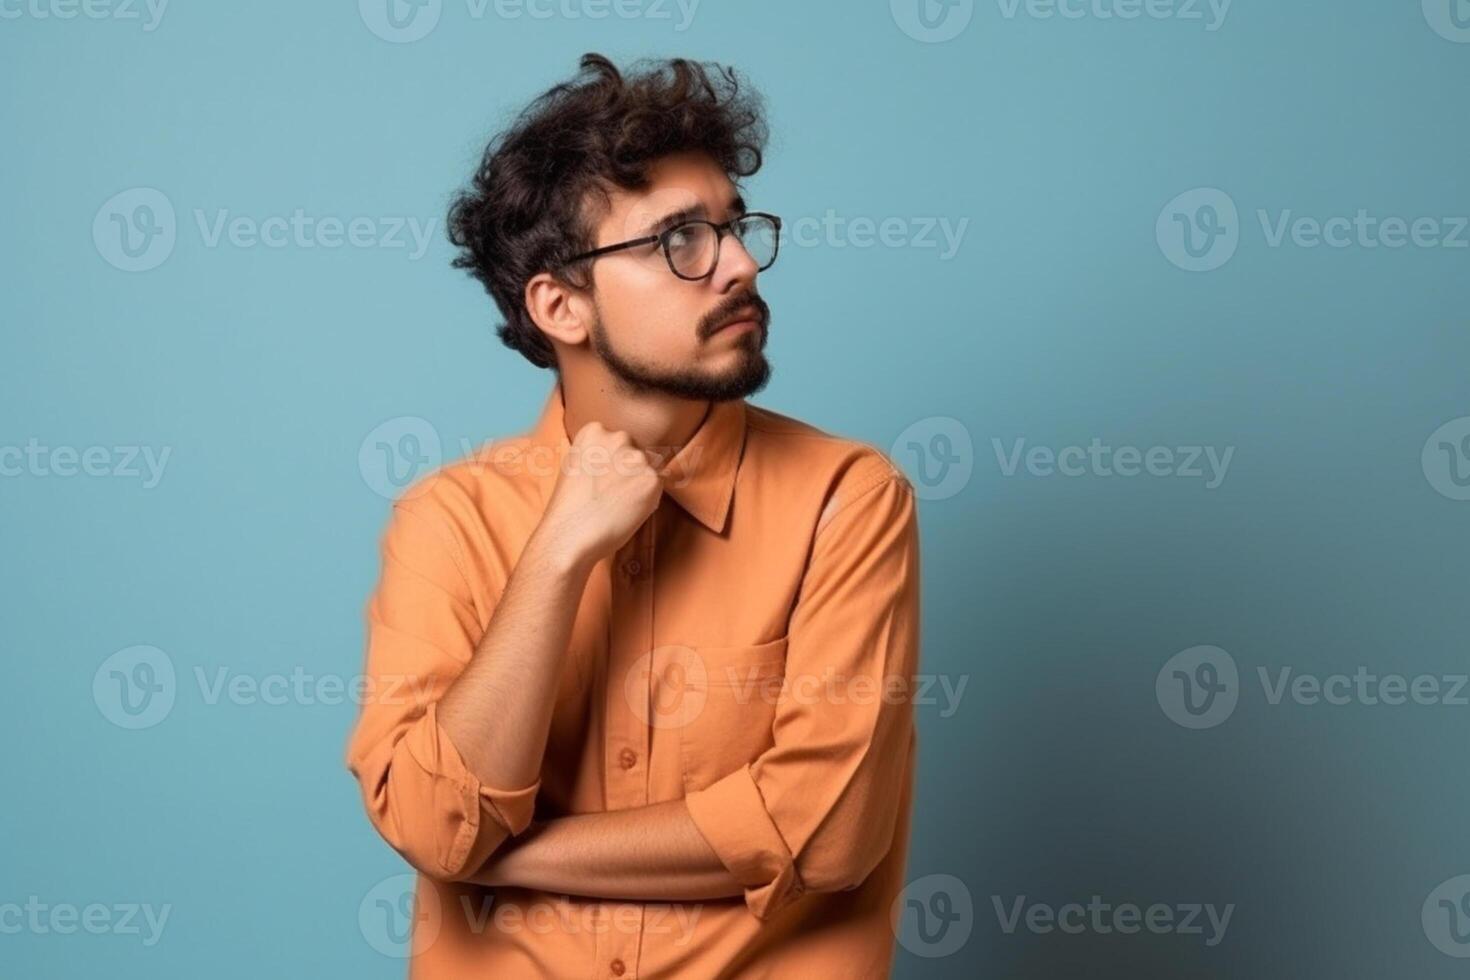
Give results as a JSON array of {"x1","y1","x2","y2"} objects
[
  {"x1": 602, "y1": 900, "x2": 644, "y2": 980},
  {"x1": 600, "y1": 517, "x2": 655, "y2": 980},
  {"x1": 606, "y1": 520, "x2": 655, "y2": 809}
]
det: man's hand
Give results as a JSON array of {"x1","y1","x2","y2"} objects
[{"x1": 535, "y1": 421, "x2": 666, "y2": 569}]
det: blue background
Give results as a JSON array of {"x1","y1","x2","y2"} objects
[{"x1": 3, "y1": 1, "x2": 1468, "y2": 976}]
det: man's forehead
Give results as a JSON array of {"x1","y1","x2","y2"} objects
[
  {"x1": 600, "y1": 178, "x2": 744, "y2": 241},
  {"x1": 605, "y1": 149, "x2": 732, "y2": 204}
]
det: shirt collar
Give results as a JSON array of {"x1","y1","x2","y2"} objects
[{"x1": 525, "y1": 378, "x2": 747, "y2": 535}]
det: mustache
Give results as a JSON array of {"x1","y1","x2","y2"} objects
[{"x1": 701, "y1": 294, "x2": 770, "y2": 338}]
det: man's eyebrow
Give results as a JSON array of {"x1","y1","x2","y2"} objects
[{"x1": 643, "y1": 194, "x2": 748, "y2": 235}]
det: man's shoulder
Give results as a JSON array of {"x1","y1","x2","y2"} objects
[
  {"x1": 390, "y1": 428, "x2": 547, "y2": 526},
  {"x1": 743, "y1": 401, "x2": 913, "y2": 518}
]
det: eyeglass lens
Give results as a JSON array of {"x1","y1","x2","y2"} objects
[{"x1": 666, "y1": 215, "x2": 779, "y2": 278}]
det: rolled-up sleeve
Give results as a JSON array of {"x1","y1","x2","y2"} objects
[
  {"x1": 685, "y1": 462, "x2": 921, "y2": 919},
  {"x1": 344, "y1": 492, "x2": 539, "y2": 880}
]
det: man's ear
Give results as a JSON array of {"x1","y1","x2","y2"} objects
[{"x1": 525, "y1": 271, "x2": 591, "y2": 349}]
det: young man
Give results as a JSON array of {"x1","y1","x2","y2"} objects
[{"x1": 345, "y1": 53, "x2": 922, "y2": 979}]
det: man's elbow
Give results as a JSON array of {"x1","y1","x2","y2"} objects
[
  {"x1": 357, "y1": 775, "x2": 519, "y2": 883},
  {"x1": 798, "y1": 839, "x2": 890, "y2": 894},
  {"x1": 383, "y1": 814, "x2": 515, "y2": 883}
]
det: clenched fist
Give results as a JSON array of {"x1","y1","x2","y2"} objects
[{"x1": 536, "y1": 421, "x2": 666, "y2": 569}]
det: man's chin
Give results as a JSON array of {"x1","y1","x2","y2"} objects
[
  {"x1": 672, "y1": 359, "x2": 771, "y2": 401},
  {"x1": 614, "y1": 357, "x2": 772, "y2": 401}
]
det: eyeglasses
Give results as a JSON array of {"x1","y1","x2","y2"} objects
[{"x1": 562, "y1": 211, "x2": 782, "y2": 281}]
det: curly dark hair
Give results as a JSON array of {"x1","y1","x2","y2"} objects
[{"x1": 446, "y1": 52, "x2": 769, "y2": 370}]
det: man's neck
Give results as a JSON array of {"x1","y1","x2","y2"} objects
[{"x1": 560, "y1": 374, "x2": 711, "y2": 468}]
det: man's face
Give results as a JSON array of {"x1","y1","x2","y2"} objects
[{"x1": 582, "y1": 151, "x2": 773, "y2": 401}]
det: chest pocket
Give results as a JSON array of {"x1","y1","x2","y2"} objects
[{"x1": 676, "y1": 635, "x2": 789, "y2": 793}]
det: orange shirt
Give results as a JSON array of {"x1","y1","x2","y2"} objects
[{"x1": 345, "y1": 379, "x2": 922, "y2": 979}]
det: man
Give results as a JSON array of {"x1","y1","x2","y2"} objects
[{"x1": 345, "y1": 52, "x2": 922, "y2": 979}]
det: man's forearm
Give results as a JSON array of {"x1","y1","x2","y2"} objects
[
  {"x1": 462, "y1": 799, "x2": 744, "y2": 902},
  {"x1": 435, "y1": 525, "x2": 593, "y2": 793}
]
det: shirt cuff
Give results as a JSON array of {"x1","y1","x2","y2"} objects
[
  {"x1": 685, "y1": 766, "x2": 805, "y2": 919},
  {"x1": 402, "y1": 700, "x2": 541, "y2": 877}
]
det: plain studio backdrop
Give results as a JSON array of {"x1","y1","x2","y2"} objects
[{"x1": 2, "y1": 1, "x2": 1468, "y2": 977}]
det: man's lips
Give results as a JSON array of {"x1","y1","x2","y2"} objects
[{"x1": 716, "y1": 318, "x2": 760, "y2": 334}]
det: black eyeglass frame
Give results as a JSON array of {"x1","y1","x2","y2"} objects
[{"x1": 559, "y1": 211, "x2": 783, "y2": 281}]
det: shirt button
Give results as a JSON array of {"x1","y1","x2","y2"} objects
[
  {"x1": 610, "y1": 959, "x2": 626, "y2": 976},
  {"x1": 618, "y1": 748, "x2": 637, "y2": 770},
  {"x1": 622, "y1": 557, "x2": 642, "y2": 577}
]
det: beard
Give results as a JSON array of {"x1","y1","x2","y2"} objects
[{"x1": 587, "y1": 300, "x2": 773, "y2": 402}]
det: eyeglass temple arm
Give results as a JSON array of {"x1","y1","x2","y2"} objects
[{"x1": 565, "y1": 235, "x2": 660, "y2": 264}]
